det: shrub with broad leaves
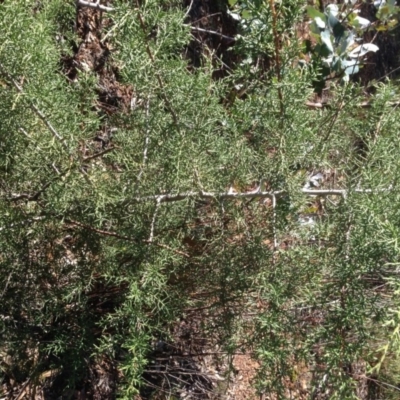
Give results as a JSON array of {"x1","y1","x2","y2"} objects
[{"x1": 307, "y1": 0, "x2": 399, "y2": 81}]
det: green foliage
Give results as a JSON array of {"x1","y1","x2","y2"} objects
[
  {"x1": 1, "y1": 0, "x2": 400, "y2": 398},
  {"x1": 306, "y1": 0, "x2": 400, "y2": 83},
  {"x1": 228, "y1": 0, "x2": 304, "y2": 67},
  {"x1": 307, "y1": 2, "x2": 379, "y2": 81}
]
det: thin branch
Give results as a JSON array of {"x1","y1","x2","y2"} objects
[
  {"x1": 51, "y1": 163, "x2": 61, "y2": 175},
  {"x1": 145, "y1": 240, "x2": 190, "y2": 257},
  {"x1": 129, "y1": 186, "x2": 393, "y2": 204},
  {"x1": 272, "y1": 194, "x2": 278, "y2": 251},
  {"x1": 6, "y1": 168, "x2": 73, "y2": 202},
  {"x1": 66, "y1": 219, "x2": 133, "y2": 240},
  {"x1": 362, "y1": 375, "x2": 400, "y2": 393},
  {"x1": 83, "y1": 146, "x2": 116, "y2": 162},
  {"x1": 7, "y1": 180, "x2": 55, "y2": 202},
  {"x1": 0, "y1": 62, "x2": 69, "y2": 152},
  {"x1": 190, "y1": 13, "x2": 222, "y2": 25},
  {"x1": 15, "y1": 378, "x2": 32, "y2": 400},
  {"x1": 211, "y1": 52, "x2": 233, "y2": 72},
  {"x1": 306, "y1": 100, "x2": 400, "y2": 109},
  {"x1": 188, "y1": 26, "x2": 236, "y2": 42},
  {"x1": 66, "y1": 218, "x2": 190, "y2": 257},
  {"x1": 19, "y1": 126, "x2": 33, "y2": 139},
  {"x1": 148, "y1": 198, "x2": 161, "y2": 242},
  {"x1": 144, "y1": 369, "x2": 218, "y2": 378},
  {"x1": 0, "y1": 213, "x2": 189, "y2": 257},
  {"x1": 152, "y1": 351, "x2": 249, "y2": 360},
  {"x1": 0, "y1": 271, "x2": 14, "y2": 300},
  {"x1": 76, "y1": 0, "x2": 114, "y2": 12},
  {"x1": 344, "y1": 219, "x2": 353, "y2": 262},
  {"x1": 184, "y1": 0, "x2": 194, "y2": 19}
]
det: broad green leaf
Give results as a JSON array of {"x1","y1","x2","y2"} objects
[
  {"x1": 320, "y1": 30, "x2": 334, "y2": 53},
  {"x1": 327, "y1": 13, "x2": 345, "y2": 40},
  {"x1": 338, "y1": 31, "x2": 355, "y2": 55},
  {"x1": 241, "y1": 10, "x2": 252, "y2": 19},
  {"x1": 307, "y1": 6, "x2": 326, "y2": 20},
  {"x1": 350, "y1": 16, "x2": 371, "y2": 30}
]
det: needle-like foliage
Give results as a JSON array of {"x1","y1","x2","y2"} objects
[{"x1": 2, "y1": 0, "x2": 400, "y2": 398}]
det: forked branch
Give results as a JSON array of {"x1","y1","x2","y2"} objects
[
  {"x1": 76, "y1": 0, "x2": 114, "y2": 12},
  {"x1": 129, "y1": 187, "x2": 393, "y2": 204}
]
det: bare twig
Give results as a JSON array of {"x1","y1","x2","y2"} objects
[
  {"x1": 18, "y1": 126, "x2": 33, "y2": 139},
  {"x1": 51, "y1": 163, "x2": 61, "y2": 175},
  {"x1": 83, "y1": 146, "x2": 116, "y2": 161},
  {"x1": 184, "y1": 0, "x2": 194, "y2": 19},
  {"x1": 344, "y1": 219, "x2": 353, "y2": 262},
  {"x1": 190, "y1": 13, "x2": 222, "y2": 25},
  {"x1": 129, "y1": 186, "x2": 393, "y2": 204},
  {"x1": 76, "y1": 0, "x2": 114, "y2": 12},
  {"x1": 306, "y1": 100, "x2": 400, "y2": 109},
  {"x1": 66, "y1": 218, "x2": 190, "y2": 257},
  {"x1": 15, "y1": 378, "x2": 32, "y2": 400},
  {"x1": 8, "y1": 181, "x2": 52, "y2": 202},
  {"x1": 144, "y1": 369, "x2": 218, "y2": 378},
  {"x1": 144, "y1": 240, "x2": 190, "y2": 257},
  {"x1": 0, "y1": 271, "x2": 14, "y2": 300},
  {"x1": 148, "y1": 198, "x2": 161, "y2": 242},
  {"x1": 66, "y1": 219, "x2": 134, "y2": 241},
  {"x1": 188, "y1": 26, "x2": 236, "y2": 42},
  {"x1": 361, "y1": 375, "x2": 400, "y2": 393},
  {"x1": 272, "y1": 194, "x2": 278, "y2": 251},
  {"x1": 0, "y1": 213, "x2": 190, "y2": 257}
]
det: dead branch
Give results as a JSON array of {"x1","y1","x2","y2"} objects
[
  {"x1": 184, "y1": 0, "x2": 194, "y2": 19},
  {"x1": 148, "y1": 198, "x2": 161, "y2": 242},
  {"x1": 188, "y1": 26, "x2": 236, "y2": 42},
  {"x1": 129, "y1": 186, "x2": 393, "y2": 204},
  {"x1": 8, "y1": 182, "x2": 52, "y2": 202},
  {"x1": 76, "y1": 0, "x2": 114, "y2": 12},
  {"x1": 83, "y1": 146, "x2": 117, "y2": 161},
  {"x1": 136, "y1": 98, "x2": 151, "y2": 187}
]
